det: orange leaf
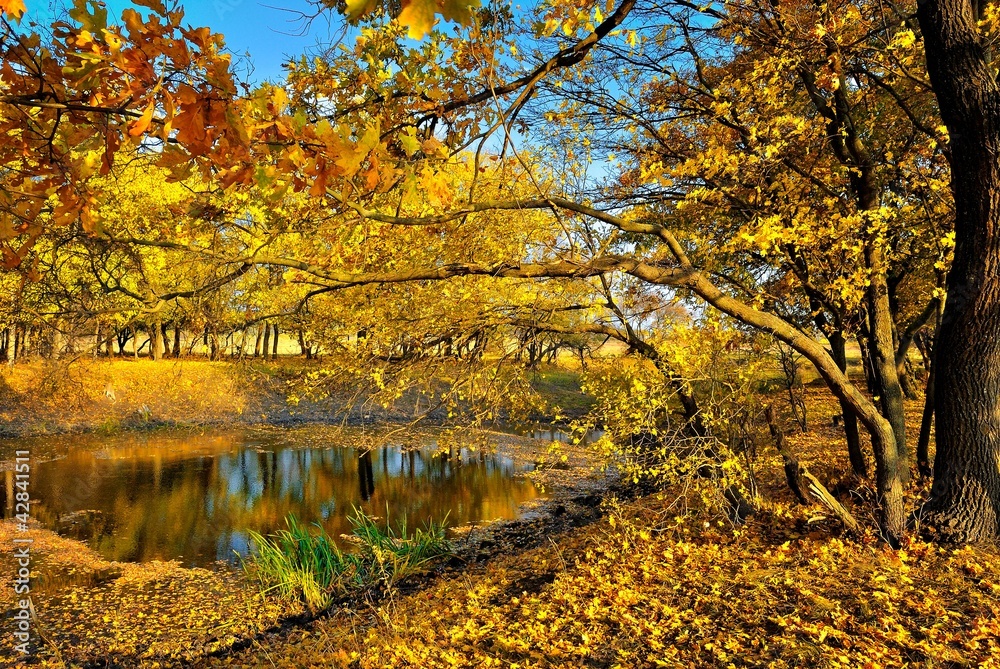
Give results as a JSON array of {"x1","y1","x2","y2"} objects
[
  {"x1": 128, "y1": 103, "x2": 155, "y2": 137},
  {"x1": 131, "y1": 0, "x2": 166, "y2": 13},
  {"x1": 0, "y1": 0, "x2": 26, "y2": 19}
]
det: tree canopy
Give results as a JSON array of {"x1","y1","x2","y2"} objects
[{"x1": 2, "y1": 0, "x2": 999, "y2": 542}]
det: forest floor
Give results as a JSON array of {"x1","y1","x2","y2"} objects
[{"x1": 204, "y1": 495, "x2": 1000, "y2": 669}]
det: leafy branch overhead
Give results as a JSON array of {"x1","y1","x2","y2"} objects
[{"x1": 343, "y1": 0, "x2": 483, "y2": 39}]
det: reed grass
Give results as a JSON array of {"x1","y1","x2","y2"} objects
[{"x1": 244, "y1": 509, "x2": 452, "y2": 611}]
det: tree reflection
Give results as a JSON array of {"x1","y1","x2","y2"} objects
[
  {"x1": 6, "y1": 427, "x2": 539, "y2": 566},
  {"x1": 358, "y1": 450, "x2": 375, "y2": 502}
]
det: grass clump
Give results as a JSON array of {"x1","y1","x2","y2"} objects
[
  {"x1": 244, "y1": 509, "x2": 452, "y2": 611},
  {"x1": 348, "y1": 510, "x2": 453, "y2": 590}
]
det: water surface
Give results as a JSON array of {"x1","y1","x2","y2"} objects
[{"x1": 0, "y1": 426, "x2": 540, "y2": 567}]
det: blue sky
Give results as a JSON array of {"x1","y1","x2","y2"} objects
[{"x1": 26, "y1": 0, "x2": 347, "y2": 83}]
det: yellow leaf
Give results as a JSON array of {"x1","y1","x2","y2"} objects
[
  {"x1": 440, "y1": 0, "x2": 480, "y2": 24},
  {"x1": 399, "y1": 0, "x2": 436, "y2": 40},
  {"x1": 420, "y1": 136, "x2": 446, "y2": 157},
  {"x1": 398, "y1": 128, "x2": 421, "y2": 158},
  {"x1": 345, "y1": 0, "x2": 376, "y2": 19}
]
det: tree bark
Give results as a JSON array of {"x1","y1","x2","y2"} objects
[
  {"x1": 262, "y1": 324, "x2": 271, "y2": 361},
  {"x1": 917, "y1": 295, "x2": 945, "y2": 480},
  {"x1": 917, "y1": 0, "x2": 1000, "y2": 541},
  {"x1": 254, "y1": 327, "x2": 263, "y2": 357},
  {"x1": 272, "y1": 324, "x2": 279, "y2": 358},
  {"x1": 151, "y1": 319, "x2": 163, "y2": 361},
  {"x1": 239, "y1": 328, "x2": 249, "y2": 360},
  {"x1": 50, "y1": 322, "x2": 64, "y2": 360},
  {"x1": 898, "y1": 357, "x2": 918, "y2": 400},
  {"x1": 173, "y1": 325, "x2": 181, "y2": 358},
  {"x1": 896, "y1": 296, "x2": 939, "y2": 397},
  {"x1": 298, "y1": 328, "x2": 312, "y2": 358},
  {"x1": 864, "y1": 267, "x2": 910, "y2": 484},
  {"x1": 830, "y1": 333, "x2": 867, "y2": 477},
  {"x1": 161, "y1": 322, "x2": 171, "y2": 357},
  {"x1": 917, "y1": 364, "x2": 935, "y2": 479},
  {"x1": 116, "y1": 328, "x2": 127, "y2": 356}
]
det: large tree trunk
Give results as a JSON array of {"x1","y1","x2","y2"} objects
[
  {"x1": 173, "y1": 325, "x2": 181, "y2": 359},
  {"x1": 209, "y1": 328, "x2": 220, "y2": 361},
  {"x1": 272, "y1": 324, "x2": 279, "y2": 358},
  {"x1": 917, "y1": 0, "x2": 1000, "y2": 541},
  {"x1": 161, "y1": 322, "x2": 171, "y2": 358},
  {"x1": 262, "y1": 324, "x2": 271, "y2": 361},
  {"x1": 916, "y1": 364, "x2": 935, "y2": 479}
]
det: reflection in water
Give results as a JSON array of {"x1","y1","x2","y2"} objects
[
  {"x1": 359, "y1": 450, "x2": 375, "y2": 501},
  {"x1": 0, "y1": 428, "x2": 539, "y2": 567}
]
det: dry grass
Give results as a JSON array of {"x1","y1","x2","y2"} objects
[{"x1": 0, "y1": 358, "x2": 270, "y2": 437}]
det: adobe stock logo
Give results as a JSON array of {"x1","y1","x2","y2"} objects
[{"x1": 214, "y1": 0, "x2": 244, "y2": 21}]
